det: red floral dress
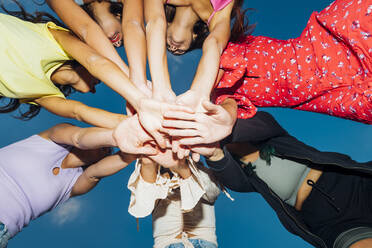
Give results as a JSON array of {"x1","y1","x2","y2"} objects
[{"x1": 213, "y1": 0, "x2": 372, "y2": 124}]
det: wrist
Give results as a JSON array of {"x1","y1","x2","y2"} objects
[{"x1": 207, "y1": 147, "x2": 225, "y2": 161}]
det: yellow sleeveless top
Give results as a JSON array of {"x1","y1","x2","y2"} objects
[{"x1": 0, "y1": 14, "x2": 74, "y2": 104}]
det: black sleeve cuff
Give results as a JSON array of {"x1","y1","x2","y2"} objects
[{"x1": 206, "y1": 146, "x2": 235, "y2": 172}]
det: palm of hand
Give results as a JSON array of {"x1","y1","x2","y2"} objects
[
  {"x1": 138, "y1": 99, "x2": 166, "y2": 146},
  {"x1": 196, "y1": 104, "x2": 234, "y2": 143},
  {"x1": 113, "y1": 115, "x2": 155, "y2": 154}
]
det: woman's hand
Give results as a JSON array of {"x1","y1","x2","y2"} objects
[
  {"x1": 137, "y1": 98, "x2": 194, "y2": 148},
  {"x1": 147, "y1": 148, "x2": 183, "y2": 168},
  {"x1": 161, "y1": 100, "x2": 237, "y2": 146},
  {"x1": 113, "y1": 114, "x2": 158, "y2": 155},
  {"x1": 176, "y1": 90, "x2": 209, "y2": 112},
  {"x1": 190, "y1": 143, "x2": 223, "y2": 161},
  {"x1": 153, "y1": 87, "x2": 177, "y2": 103}
]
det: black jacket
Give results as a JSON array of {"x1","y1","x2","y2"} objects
[{"x1": 206, "y1": 111, "x2": 372, "y2": 248}]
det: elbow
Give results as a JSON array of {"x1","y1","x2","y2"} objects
[
  {"x1": 124, "y1": 19, "x2": 145, "y2": 34},
  {"x1": 145, "y1": 16, "x2": 167, "y2": 35},
  {"x1": 71, "y1": 101, "x2": 86, "y2": 122},
  {"x1": 71, "y1": 130, "x2": 84, "y2": 149},
  {"x1": 84, "y1": 53, "x2": 112, "y2": 72},
  {"x1": 74, "y1": 23, "x2": 90, "y2": 42},
  {"x1": 203, "y1": 35, "x2": 226, "y2": 55}
]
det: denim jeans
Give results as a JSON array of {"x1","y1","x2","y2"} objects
[
  {"x1": 0, "y1": 222, "x2": 10, "y2": 248},
  {"x1": 165, "y1": 239, "x2": 217, "y2": 248}
]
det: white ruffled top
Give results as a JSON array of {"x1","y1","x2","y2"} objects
[{"x1": 127, "y1": 158, "x2": 221, "y2": 248}]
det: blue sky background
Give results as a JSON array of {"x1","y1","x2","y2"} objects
[{"x1": 1, "y1": 0, "x2": 371, "y2": 247}]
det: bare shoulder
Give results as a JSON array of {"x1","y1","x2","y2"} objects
[{"x1": 38, "y1": 123, "x2": 75, "y2": 141}]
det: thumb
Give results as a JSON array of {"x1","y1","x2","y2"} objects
[
  {"x1": 202, "y1": 101, "x2": 219, "y2": 113},
  {"x1": 191, "y1": 152, "x2": 200, "y2": 162},
  {"x1": 151, "y1": 131, "x2": 166, "y2": 149},
  {"x1": 137, "y1": 145, "x2": 158, "y2": 155}
]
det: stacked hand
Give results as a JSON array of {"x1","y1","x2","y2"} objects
[
  {"x1": 113, "y1": 114, "x2": 158, "y2": 155},
  {"x1": 116, "y1": 88, "x2": 236, "y2": 168},
  {"x1": 137, "y1": 98, "x2": 193, "y2": 148},
  {"x1": 160, "y1": 98, "x2": 237, "y2": 161}
]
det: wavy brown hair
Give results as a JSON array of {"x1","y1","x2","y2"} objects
[{"x1": 0, "y1": 0, "x2": 75, "y2": 120}]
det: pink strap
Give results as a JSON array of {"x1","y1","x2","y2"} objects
[{"x1": 207, "y1": 10, "x2": 216, "y2": 25}]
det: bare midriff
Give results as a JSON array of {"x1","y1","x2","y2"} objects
[
  {"x1": 239, "y1": 150, "x2": 323, "y2": 211},
  {"x1": 295, "y1": 168, "x2": 322, "y2": 211}
]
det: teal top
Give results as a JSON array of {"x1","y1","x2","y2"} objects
[{"x1": 249, "y1": 155, "x2": 310, "y2": 206}]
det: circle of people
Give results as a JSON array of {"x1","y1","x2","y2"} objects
[{"x1": 0, "y1": 0, "x2": 371, "y2": 248}]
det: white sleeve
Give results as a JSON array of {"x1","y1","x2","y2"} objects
[
  {"x1": 178, "y1": 159, "x2": 221, "y2": 212},
  {"x1": 127, "y1": 160, "x2": 169, "y2": 218}
]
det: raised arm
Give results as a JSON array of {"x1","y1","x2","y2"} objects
[
  {"x1": 50, "y1": 28, "x2": 193, "y2": 148},
  {"x1": 39, "y1": 123, "x2": 116, "y2": 149},
  {"x1": 144, "y1": 0, "x2": 176, "y2": 101},
  {"x1": 35, "y1": 97, "x2": 124, "y2": 129},
  {"x1": 39, "y1": 115, "x2": 158, "y2": 155},
  {"x1": 49, "y1": 28, "x2": 147, "y2": 109},
  {"x1": 46, "y1": 0, "x2": 129, "y2": 75},
  {"x1": 177, "y1": 3, "x2": 233, "y2": 110},
  {"x1": 71, "y1": 152, "x2": 136, "y2": 196},
  {"x1": 122, "y1": 0, "x2": 151, "y2": 96}
]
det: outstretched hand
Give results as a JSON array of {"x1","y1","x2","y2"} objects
[
  {"x1": 113, "y1": 114, "x2": 158, "y2": 155},
  {"x1": 176, "y1": 90, "x2": 209, "y2": 113},
  {"x1": 137, "y1": 98, "x2": 194, "y2": 148},
  {"x1": 161, "y1": 99, "x2": 237, "y2": 146}
]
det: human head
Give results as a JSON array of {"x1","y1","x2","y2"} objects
[
  {"x1": 165, "y1": 5, "x2": 209, "y2": 55},
  {"x1": 81, "y1": 0, "x2": 123, "y2": 47},
  {"x1": 165, "y1": 1, "x2": 253, "y2": 55}
]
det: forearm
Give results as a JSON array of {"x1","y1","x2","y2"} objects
[
  {"x1": 189, "y1": 36, "x2": 222, "y2": 98},
  {"x1": 49, "y1": 29, "x2": 147, "y2": 109},
  {"x1": 47, "y1": 0, "x2": 129, "y2": 75},
  {"x1": 71, "y1": 127, "x2": 116, "y2": 149},
  {"x1": 124, "y1": 22, "x2": 148, "y2": 86},
  {"x1": 145, "y1": 0, "x2": 172, "y2": 92},
  {"x1": 86, "y1": 153, "x2": 134, "y2": 179},
  {"x1": 72, "y1": 152, "x2": 135, "y2": 196},
  {"x1": 83, "y1": 55, "x2": 148, "y2": 109},
  {"x1": 140, "y1": 159, "x2": 159, "y2": 183},
  {"x1": 123, "y1": 0, "x2": 148, "y2": 89},
  {"x1": 172, "y1": 160, "x2": 192, "y2": 179},
  {"x1": 221, "y1": 98, "x2": 238, "y2": 123},
  {"x1": 83, "y1": 24, "x2": 129, "y2": 75},
  {"x1": 74, "y1": 103, "x2": 126, "y2": 129},
  {"x1": 36, "y1": 97, "x2": 125, "y2": 129}
]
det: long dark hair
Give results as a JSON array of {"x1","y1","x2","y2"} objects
[
  {"x1": 230, "y1": 0, "x2": 255, "y2": 42},
  {"x1": 0, "y1": 0, "x2": 75, "y2": 120},
  {"x1": 81, "y1": 0, "x2": 123, "y2": 20}
]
